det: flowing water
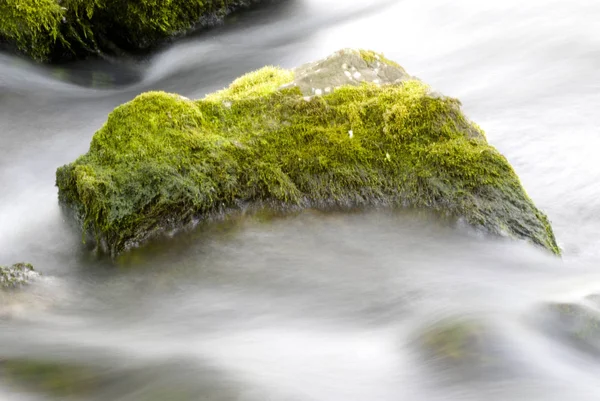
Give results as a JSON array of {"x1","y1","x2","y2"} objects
[{"x1": 1, "y1": 0, "x2": 600, "y2": 399}]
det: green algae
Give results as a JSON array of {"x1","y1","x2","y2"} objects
[
  {"x1": 56, "y1": 50, "x2": 560, "y2": 256},
  {"x1": 0, "y1": 0, "x2": 265, "y2": 61}
]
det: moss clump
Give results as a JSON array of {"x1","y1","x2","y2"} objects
[
  {"x1": 0, "y1": 0, "x2": 63, "y2": 61},
  {"x1": 206, "y1": 66, "x2": 295, "y2": 102},
  {"x1": 0, "y1": 0, "x2": 267, "y2": 61},
  {"x1": 0, "y1": 263, "x2": 38, "y2": 289},
  {"x1": 358, "y1": 49, "x2": 402, "y2": 68},
  {"x1": 56, "y1": 50, "x2": 559, "y2": 256}
]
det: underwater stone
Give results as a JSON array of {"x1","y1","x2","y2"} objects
[
  {"x1": 538, "y1": 300, "x2": 600, "y2": 356},
  {"x1": 414, "y1": 317, "x2": 524, "y2": 383},
  {"x1": 55, "y1": 48, "x2": 560, "y2": 256}
]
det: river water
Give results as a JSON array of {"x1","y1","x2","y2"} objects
[{"x1": 1, "y1": 0, "x2": 600, "y2": 399}]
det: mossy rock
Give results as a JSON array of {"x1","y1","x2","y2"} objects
[
  {"x1": 0, "y1": 263, "x2": 39, "y2": 289},
  {"x1": 56, "y1": 49, "x2": 560, "y2": 256},
  {"x1": 0, "y1": 0, "x2": 268, "y2": 62}
]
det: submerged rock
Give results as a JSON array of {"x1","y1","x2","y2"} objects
[
  {"x1": 537, "y1": 300, "x2": 600, "y2": 357},
  {"x1": 414, "y1": 317, "x2": 520, "y2": 382},
  {"x1": 420, "y1": 318, "x2": 488, "y2": 362},
  {"x1": 1, "y1": 359, "x2": 100, "y2": 398},
  {"x1": 0, "y1": 0, "x2": 270, "y2": 62},
  {"x1": 1, "y1": 357, "x2": 261, "y2": 400},
  {"x1": 55, "y1": 49, "x2": 559, "y2": 256},
  {"x1": 0, "y1": 263, "x2": 39, "y2": 289}
]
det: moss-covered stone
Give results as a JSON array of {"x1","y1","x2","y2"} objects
[
  {"x1": 56, "y1": 49, "x2": 560, "y2": 256},
  {"x1": 0, "y1": 263, "x2": 39, "y2": 289},
  {"x1": 0, "y1": 0, "x2": 268, "y2": 61}
]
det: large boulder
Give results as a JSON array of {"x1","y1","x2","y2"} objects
[
  {"x1": 56, "y1": 49, "x2": 560, "y2": 256},
  {"x1": 0, "y1": 0, "x2": 268, "y2": 62}
]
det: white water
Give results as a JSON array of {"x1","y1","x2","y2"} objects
[{"x1": 1, "y1": 0, "x2": 600, "y2": 399}]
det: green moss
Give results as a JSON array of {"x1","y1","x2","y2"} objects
[
  {"x1": 358, "y1": 49, "x2": 402, "y2": 68},
  {"x1": 56, "y1": 50, "x2": 560, "y2": 256},
  {"x1": 0, "y1": 0, "x2": 63, "y2": 61},
  {"x1": 0, "y1": 0, "x2": 265, "y2": 61},
  {"x1": 206, "y1": 66, "x2": 295, "y2": 102}
]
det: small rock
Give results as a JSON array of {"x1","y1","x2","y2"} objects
[{"x1": 0, "y1": 263, "x2": 39, "y2": 289}]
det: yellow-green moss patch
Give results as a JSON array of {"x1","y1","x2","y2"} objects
[
  {"x1": 206, "y1": 66, "x2": 295, "y2": 102},
  {"x1": 358, "y1": 49, "x2": 402, "y2": 68}
]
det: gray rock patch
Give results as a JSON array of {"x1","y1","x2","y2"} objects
[{"x1": 287, "y1": 48, "x2": 412, "y2": 96}]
